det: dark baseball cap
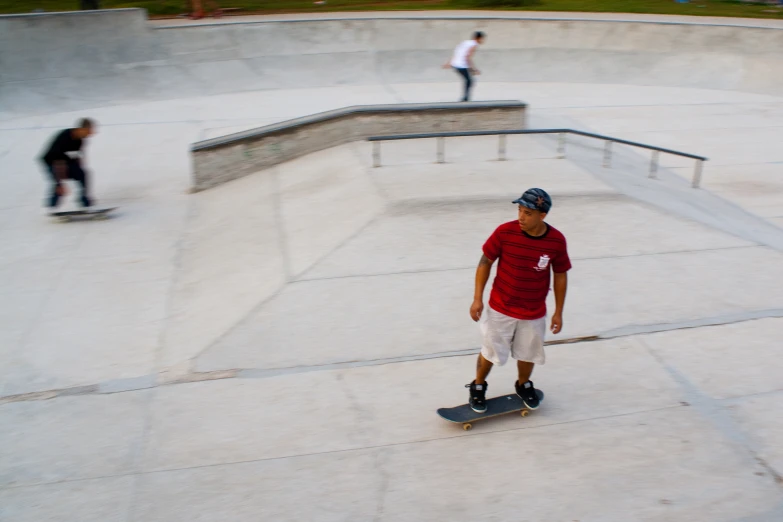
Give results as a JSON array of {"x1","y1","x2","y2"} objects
[{"x1": 512, "y1": 188, "x2": 552, "y2": 213}]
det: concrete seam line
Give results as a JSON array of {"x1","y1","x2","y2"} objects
[{"x1": 3, "y1": 309, "x2": 783, "y2": 405}]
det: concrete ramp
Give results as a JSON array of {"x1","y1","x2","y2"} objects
[{"x1": 2, "y1": 9, "x2": 783, "y2": 116}]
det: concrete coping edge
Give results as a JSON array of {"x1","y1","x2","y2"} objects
[
  {"x1": 190, "y1": 100, "x2": 527, "y2": 152},
  {"x1": 3, "y1": 8, "x2": 781, "y2": 32},
  {"x1": 152, "y1": 14, "x2": 783, "y2": 32}
]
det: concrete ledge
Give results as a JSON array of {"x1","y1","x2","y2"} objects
[{"x1": 190, "y1": 101, "x2": 527, "y2": 191}]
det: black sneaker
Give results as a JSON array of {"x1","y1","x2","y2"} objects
[
  {"x1": 515, "y1": 380, "x2": 540, "y2": 410},
  {"x1": 466, "y1": 380, "x2": 488, "y2": 413}
]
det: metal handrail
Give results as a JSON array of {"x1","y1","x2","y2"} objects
[{"x1": 368, "y1": 128, "x2": 707, "y2": 188}]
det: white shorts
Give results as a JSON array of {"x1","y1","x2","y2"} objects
[{"x1": 480, "y1": 307, "x2": 547, "y2": 366}]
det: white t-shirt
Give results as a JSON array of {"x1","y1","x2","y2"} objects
[{"x1": 450, "y1": 40, "x2": 478, "y2": 69}]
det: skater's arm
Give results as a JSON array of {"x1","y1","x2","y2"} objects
[
  {"x1": 470, "y1": 254, "x2": 495, "y2": 321},
  {"x1": 442, "y1": 51, "x2": 453, "y2": 68},
  {"x1": 474, "y1": 254, "x2": 494, "y2": 299},
  {"x1": 550, "y1": 272, "x2": 568, "y2": 334}
]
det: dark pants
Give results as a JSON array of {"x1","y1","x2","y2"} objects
[
  {"x1": 46, "y1": 160, "x2": 91, "y2": 208},
  {"x1": 453, "y1": 67, "x2": 473, "y2": 102}
]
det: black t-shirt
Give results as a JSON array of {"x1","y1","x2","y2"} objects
[{"x1": 41, "y1": 129, "x2": 82, "y2": 165}]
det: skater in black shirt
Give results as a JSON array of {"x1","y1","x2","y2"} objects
[{"x1": 40, "y1": 118, "x2": 97, "y2": 209}]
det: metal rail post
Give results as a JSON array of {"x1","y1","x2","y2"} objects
[
  {"x1": 649, "y1": 150, "x2": 659, "y2": 179},
  {"x1": 603, "y1": 140, "x2": 613, "y2": 168},
  {"x1": 498, "y1": 134, "x2": 507, "y2": 161},
  {"x1": 436, "y1": 137, "x2": 445, "y2": 164},
  {"x1": 372, "y1": 142, "x2": 381, "y2": 168},
  {"x1": 557, "y1": 132, "x2": 566, "y2": 159},
  {"x1": 692, "y1": 159, "x2": 703, "y2": 188}
]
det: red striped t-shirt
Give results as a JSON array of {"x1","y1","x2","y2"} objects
[{"x1": 482, "y1": 221, "x2": 571, "y2": 320}]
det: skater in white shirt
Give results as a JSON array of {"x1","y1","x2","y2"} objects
[{"x1": 443, "y1": 31, "x2": 485, "y2": 102}]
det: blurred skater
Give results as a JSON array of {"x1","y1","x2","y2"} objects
[
  {"x1": 39, "y1": 118, "x2": 97, "y2": 210},
  {"x1": 442, "y1": 31, "x2": 485, "y2": 102}
]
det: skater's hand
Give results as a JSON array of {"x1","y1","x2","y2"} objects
[
  {"x1": 441, "y1": 62, "x2": 450, "y2": 69},
  {"x1": 472, "y1": 68, "x2": 481, "y2": 75},
  {"x1": 53, "y1": 160, "x2": 68, "y2": 180},
  {"x1": 470, "y1": 299, "x2": 484, "y2": 322},
  {"x1": 550, "y1": 312, "x2": 563, "y2": 334},
  {"x1": 55, "y1": 183, "x2": 68, "y2": 196}
]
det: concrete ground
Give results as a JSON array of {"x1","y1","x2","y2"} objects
[{"x1": 2, "y1": 11, "x2": 783, "y2": 522}]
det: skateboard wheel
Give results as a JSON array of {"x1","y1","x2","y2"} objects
[
  {"x1": 462, "y1": 423, "x2": 472, "y2": 431},
  {"x1": 521, "y1": 410, "x2": 529, "y2": 417}
]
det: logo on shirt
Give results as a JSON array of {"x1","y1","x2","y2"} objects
[{"x1": 534, "y1": 254, "x2": 551, "y2": 271}]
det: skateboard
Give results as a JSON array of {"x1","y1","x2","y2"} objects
[
  {"x1": 437, "y1": 389, "x2": 544, "y2": 431},
  {"x1": 50, "y1": 207, "x2": 117, "y2": 223}
]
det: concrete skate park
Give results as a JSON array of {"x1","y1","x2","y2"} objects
[{"x1": 2, "y1": 8, "x2": 783, "y2": 520}]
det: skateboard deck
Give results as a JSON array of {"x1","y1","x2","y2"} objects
[
  {"x1": 50, "y1": 207, "x2": 117, "y2": 222},
  {"x1": 437, "y1": 389, "x2": 544, "y2": 431}
]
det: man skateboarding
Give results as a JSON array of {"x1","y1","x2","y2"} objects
[
  {"x1": 40, "y1": 118, "x2": 96, "y2": 210},
  {"x1": 442, "y1": 31, "x2": 485, "y2": 102},
  {"x1": 467, "y1": 188, "x2": 571, "y2": 413}
]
